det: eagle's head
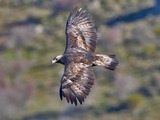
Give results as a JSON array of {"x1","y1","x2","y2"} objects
[{"x1": 52, "y1": 55, "x2": 63, "y2": 64}]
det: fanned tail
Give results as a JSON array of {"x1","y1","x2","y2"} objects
[
  {"x1": 106, "y1": 55, "x2": 119, "y2": 70},
  {"x1": 93, "y1": 54, "x2": 119, "y2": 70}
]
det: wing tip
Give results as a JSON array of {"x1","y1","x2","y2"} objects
[
  {"x1": 60, "y1": 68, "x2": 95, "y2": 106},
  {"x1": 68, "y1": 7, "x2": 88, "y2": 20},
  {"x1": 60, "y1": 89, "x2": 87, "y2": 106},
  {"x1": 59, "y1": 87, "x2": 63, "y2": 100}
]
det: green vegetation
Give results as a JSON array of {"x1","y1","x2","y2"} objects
[{"x1": 0, "y1": 0, "x2": 160, "y2": 120}]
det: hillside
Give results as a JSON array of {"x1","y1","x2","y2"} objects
[{"x1": 0, "y1": 0, "x2": 160, "y2": 120}]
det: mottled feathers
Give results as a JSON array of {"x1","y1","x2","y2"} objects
[
  {"x1": 65, "y1": 7, "x2": 97, "y2": 53},
  {"x1": 52, "y1": 7, "x2": 119, "y2": 106},
  {"x1": 60, "y1": 63, "x2": 95, "y2": 105}
]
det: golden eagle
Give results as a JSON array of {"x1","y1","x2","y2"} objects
[{"x1": 52, "y1": 7, "x2": 119, "y2": 105}]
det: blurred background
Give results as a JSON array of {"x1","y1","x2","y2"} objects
[{"x1": 0, "y1": 0, "x2": 160, "y2": 120}]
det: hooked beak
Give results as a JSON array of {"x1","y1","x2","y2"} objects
[{"x1": 52, "y1": 59, "x2": 56, "y2": 64}]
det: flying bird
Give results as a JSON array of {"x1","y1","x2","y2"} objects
[{"x1": 52, "y1": 7, "x2": 119, "y2": 105}]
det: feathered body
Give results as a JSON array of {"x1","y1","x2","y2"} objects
[{"x1": 52, "y1": 7, "x2": 119, "y2": 105}]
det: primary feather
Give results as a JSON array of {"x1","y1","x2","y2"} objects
[{"x1": 65, "y1": 7, "x2": 97, "y2": 53}]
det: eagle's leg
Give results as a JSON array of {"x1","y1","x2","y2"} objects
[{"x1": 93, "y1": 54, "x2": 119, "y2": 70}]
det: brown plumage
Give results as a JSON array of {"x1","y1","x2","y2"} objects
[{"x1": 52, "y1": 7, "x2": 119, "y2": 106}]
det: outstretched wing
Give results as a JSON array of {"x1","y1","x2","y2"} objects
[
  {"x1": 59, "y1": 63, "x2": 95, "y2": 105},
  {"x1": 65, "y1": 7, "x2": 97, "y2": 53}
]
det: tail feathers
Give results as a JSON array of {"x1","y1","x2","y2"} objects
[
  {"x1": 93, "y1": 54, "x2": 119, "y2": 70},
  {"x1": 105, "y1": 55, "x2": 119, "y2": 70}
]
